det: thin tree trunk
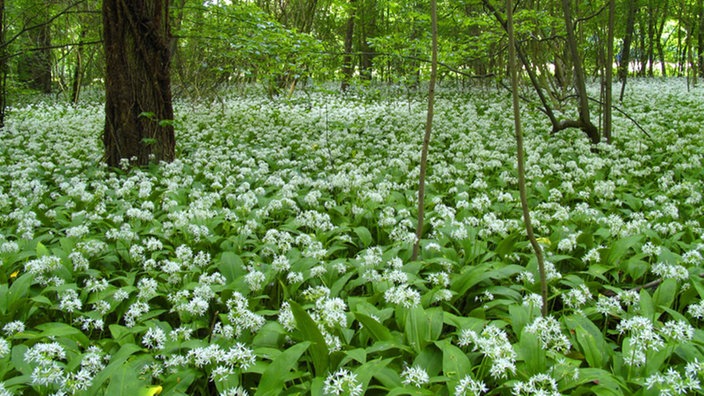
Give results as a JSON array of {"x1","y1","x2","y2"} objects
[
  {"x1": 506, "y1": 0, "x2": 547, "y2": 317},
  {"x1": 341, "y1": 0, "x2": 356, "y2": 91},
  {"x1": 0, "y1": 0, "x2": 5, "y2": 129},
  {"x1": 619, "y1": 0, "x2": 637, "y2": 100},
  {"x1": 655, "y1": 0, "x2": 669, "y2": 76},
  {"x1": 603, "y1": 0, "x2": 614, "y2": 143},
  {"x1": 562, "y1": 0, "x2": 600, "y2": 144},
  {"x1": 103, "y1": 0, "x2": 175, "y2": 167},
  {"x1": 411, "y1": 0, "x2": 437, "y2": 262},
  {"x1": 698, "y1": 0, "x2": 704, "y2": 76}
]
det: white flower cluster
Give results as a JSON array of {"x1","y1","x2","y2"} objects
[{"x1": 457, "y1": 325, "x2": 516, "y2": 378}]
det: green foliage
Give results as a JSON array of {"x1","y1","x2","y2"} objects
[{"x1": 1, "y1": 81, "x2": 704, "y2": 394}]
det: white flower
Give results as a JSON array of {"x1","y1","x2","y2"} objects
[
  {"x1": 143, "y1": 326, "x2": 166, "y2": 350},
  {"x1": 401, "y1": 365, "x2": 429, "y2": 388},
  {"x1": 525, "y1": 316, "x2": 571, "y2": 353},
  {"x1": 455, "y1": 375, "x2": 488, "y2": 396},
  {"x1": 660, "y1": 320, "x2": 694, "y2": 343},
  {"x1": 457, "y1": 326, "x2": 516, "y2": 379},
  {"x1": 511, "y1": 372, "x2": 560, "y2": 396},
  {"x1": 0, "y1": 338, "x2": 9, "y2": 358},
  {"x1": 3, "y1": 321, "x2": 26, "y2": 336},
  {"x1": 651, "y1": 262, "x2": 689, "y2": 282},
  {"x1": 384, "y1": 285, "x2": 421, "y2": 308},
  {"x1": 323, "y1": 368, "x2": 363, "y2": 396}
]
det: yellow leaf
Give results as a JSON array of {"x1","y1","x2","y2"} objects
[
  {"x1": 536, "y1": 237, "x2": 551, "y2": 246},
  {"x1": 141, "y1": 385, "x2": 162, "y2": 396},
  {"x1": 10, "y1": 270, "x2": 19, "y2": 279}
]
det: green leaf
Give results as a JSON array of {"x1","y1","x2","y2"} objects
[
  {"x1": 355, "y1": 312, "x2": 395, "y2": 343},
  {"x1": 405, "y1": 306, "x2": 430, "y2": 353},
  {"x1": 607, "y1": 235, "x2": 642, "y2": 264},
  {"x1": 450, "y1": 262, "x2": 492, "y2": 297},
  {"x1": 639, "y1": 288, "x2": 656, "y2": 321},
  {"x1": 564, "y1": 315, "x2": 610, "y2": 369},
  {"x1": 88, "y1": 343, "x2": 143, "y2": 393},
  {"x1": 36, "y1": 241, "x2": 49, "y2": 257},
  {"x1": 652, "y1": 278, "x2": 677, "y2": 311},
  {"x1": 255, "y1": 341, "x2": 310, "y2": 396},
  {"x1": 288, "y1": 301, "x2": 329, "y2": 375},
  {"x1": 353, "y1": 226, "x2": 373, "y2": 247},
  {"x1": 219, "y1": 252, "x2": 245, "y2": 282},
  {"x1": 436, "y1": 339, "x2": 470, "y2": 382},
  {"x1": 105, "y1": 361, "x2": 150, "y2": 395},
  {"x1": 517, "y1": 330, "x2": 546, "y2": 375}
]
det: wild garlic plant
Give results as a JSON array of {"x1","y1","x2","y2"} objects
[{"x1": 0, "y1": 80, "x2": 703, "y2": 394}]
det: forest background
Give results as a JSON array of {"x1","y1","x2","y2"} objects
[{"x1": 1, "y1": 0, "x2": 704, "y2": 395}]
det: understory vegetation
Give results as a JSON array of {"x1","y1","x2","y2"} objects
[{"x1": 1, "y1": 79, "x2": 704, "y2": 395}]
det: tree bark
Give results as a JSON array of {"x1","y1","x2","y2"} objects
[
  {"x1": 698, "y1": 0, "x2": 704, "y2": 76},
  {"x1": 604, "y1": 0, "x2": 615, "y2": 143},
  {"x1": 341, "y1": 0, "x2": 356, "y2": 91},
  {"x1": 103, "y1": 0, "x2": 175, "y2": 167},
  {"x1": 412, "y1": 0, "x2": 437, "y2": 262},
  {"x1": 507, "y1": 0, "x2": 547, "y2": 317},
  {"x1": 0, "y1": 0, "x2": 5, "y2": 128},
  {"x1": 562, "y1": 0, "x2": 599, "y2": 144},
  {"x1": 619, "y1": 1, "x2": 637, "y2": 101}
]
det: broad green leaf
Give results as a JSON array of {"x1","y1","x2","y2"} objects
[
  {"x1": 564, "y1": 315, "x2": 610, "y2": 369},
  {"x1": 652, "y1": 278, "x2": 677, "y2": 311},
  {"x1": 356, "y1": 358, "x2": 394, "y2": 389},
  {"x1": 7, "y1": 273, "x2": 33, "y2": 313},
  {"x1": 36, "y1": 241, "x2": 49, "y2": 257},
  {"x1": 517, "y1": 330, "x2": 545, "y2": 375},
  {"x1": 405, "y1": 306, "x2": 430, "y2": 353},
  {"x1": 355, "y1": 312, "x2": 395, "y2": 343},
  {"x1": 289, "y1": 301, "x2": 329, "y2": 375},
  {"x1": 88, "y1": 343, "x2": 143, "y2": 393},
  {"x1": 451, "y1": 262, "x2": 492, "y2": 298},
  {"x1": 219, "y1": 251, "x2": 245, "y2": 282},
  {"x1": 105, "y1": 361, "x2": 150, "y2": 395},
  {"x1": 607, "y1": 235, "x2": 642, "y2": 264},
  {"x1": 639, "y1": 288, "x2": 656, "y2": 321},
  {"x1": 353, "y1": 226, "x2": 373, "y2": 247},
  {"x1": 255, "y1": 341, "x2": 310, "y2": 396},
  {"x1": 436, "y1": 339, "x2": 470, "y2": 382}
]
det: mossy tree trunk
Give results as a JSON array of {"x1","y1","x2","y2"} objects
[{"x1": 103, "y1": 0, "x2": 175, "y2": 167}]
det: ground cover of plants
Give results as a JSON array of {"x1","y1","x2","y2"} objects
[{"x1": 0, "y1": 79, "x2": 703, "y2": 396}]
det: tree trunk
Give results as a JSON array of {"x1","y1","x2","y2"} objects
[
  {"x1": 359, "y1": 0, "x2": 375, "y2": 80},
  {"x1": 71, "y1": 30, "x2": 86, "y2": 105},
  {"x1": 562, "y1": 0, "x2": 599, "y2": 144},
  {"x1": 0, "y1": 0, "x2": 5, "y2": 128},
  {"x1": 341, "y1": 0, "x2": 356, "y2": 91},
  {"x1": 103, "y1": 0, "x2": 175, "y2": 167},
  {"x1": 19, "y1": 21, "x2": 52, "y2": 93},
  {"x1": 698, "y1": 0, "x2": 704, "y2": 76},
  {"x1": 506, "y1": 0, "x2": 547, "y2": 317},
  {"x1": 619, "y1": 0, "x2": 637, "y2": 100},
  {"x1": 412, "y1": 0, "x2": 437, "y2": 262},
  {"x1": 656, "y1": 1, "x2": 669, "y2": 76},
  {"x1": 604, "y1": 0, "x2": 615, "y2": 143}
]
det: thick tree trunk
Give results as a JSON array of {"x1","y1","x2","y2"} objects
[
  {"x1": 19, "y1": 22, "x2": 52, "y2": 93},
  {"x1": 103, "y1": 0, "x2": 175, "y2": 167},
  {"x1": 341, "y1": 0, "x2": 356, "y2": 91}
]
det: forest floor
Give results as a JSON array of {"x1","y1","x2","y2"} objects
[{"x1": 0, "y1": 79, "x2": 703, "y2": 395}]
